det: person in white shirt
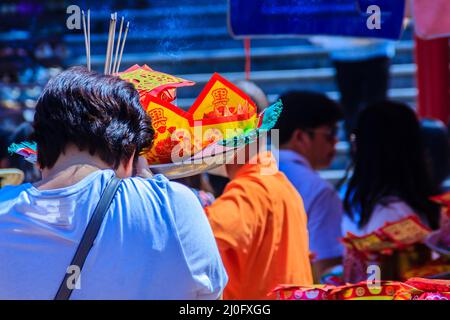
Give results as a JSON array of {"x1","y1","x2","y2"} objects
[{"x1": 274, "y1": 91, "x2": 344, "y2": 281}]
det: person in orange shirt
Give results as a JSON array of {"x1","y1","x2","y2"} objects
[{"x1": 205, "y1": 143, "x2": 313, "y2": 299}]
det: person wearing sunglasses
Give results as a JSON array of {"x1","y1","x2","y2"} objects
[{"x1": 274, "y1": 91, "x2": 344, "y2": 282}]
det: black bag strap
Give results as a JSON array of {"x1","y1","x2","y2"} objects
[{"x1": 55, "y1": 176, "x2": 122, "y2": 300}]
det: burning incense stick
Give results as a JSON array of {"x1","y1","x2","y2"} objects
[
  {"x1": 81, "y1": 10, "x2": 89, "y2": 69},
  {"x1": 108, "y1": 13, "x2": 117, "y2": 75},
  {"x1": 116, "y1": 21, "x2": 129, "y2": 73},
  {"x1": 104, "y1": 14, "x2": 114, "y2": 74},
  {"x1": 112, "y1": 16, "x2": 124, "y2": 75}
]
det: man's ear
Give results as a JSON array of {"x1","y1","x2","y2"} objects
[{"x1": 291, "y1": 128, "x2": 313, "y2": 154}]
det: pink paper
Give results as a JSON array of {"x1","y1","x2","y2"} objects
[{"x1": 413, "y1": 0, "x2": 450, "y2": 39}]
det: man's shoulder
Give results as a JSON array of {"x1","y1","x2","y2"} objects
[
  {"x1": 133, "y1": 173, "x2": 195, "y2": 193},
  {"x1": 228, "y1": 171, "x2": 304, "y2": 209},
  {"x1": 279, "y1": 154, "x2": 318, "y2": 181},
  {"x1": 122, "y1": 174, "x2": 168, "y2": 193},
  {"x1": 121, "y1": 174, "x2": 198, "y2": 207},
  {"x1": 281, "y1": 161, "x2": 333, "y2": 193},
  {"x1": 229, "y1": 171, "x2": 275, "y2": 194}
]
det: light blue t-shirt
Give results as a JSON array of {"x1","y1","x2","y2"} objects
[
  {"x1": 278, "y1": 150, "x2": 343, "y2": 260},
  {"x1": 0, "y1": 169, "x2": 228, "y2": 299}
]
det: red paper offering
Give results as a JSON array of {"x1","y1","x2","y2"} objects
[
  {"x1": 270, "y1": 285, "x2": 335, "y2": 300},
  {"x1": 329, "y1": 281, "x2": 411, "y2": 300},
  {"x1": 342, "y1": 232, "x2": 396, "y2": 256},
  {"x1": 396, "y1": 278, "x2": 450, "y2": 300},
  {"x1": 118, "y1": 64, "x2": 195, "y2": 104},
  {"x1": 379, "y1": 216, "x2": 431, "y2": 248},
  {"x1": 341, "y1": 216, "x2": 433, "y2": 283},
  {"x1": 405, "y1": 277, "x2": 450, "y2": 293},
  {"x1": 119, "y1": 67, "x2": 262, "y2": 165},
  {"x1": 342, "y1": 216, "x2": 431, "y2": 255},
  {"x1": 272, "y1": 278, "x2": 450, "y2": 300},
  {"x1": 430, "y1": 191, "x2": 450, "y2": 207},
  {"x1": 272, "y1": 281, "x2": 414, "y2": 300}
]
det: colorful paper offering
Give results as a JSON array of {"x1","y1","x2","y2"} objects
[
  {"x1": 8, "y1": 141, "x2": 38, "y2": 164},
  {"x1": 271, "y1": 281, "x2": 414, "y2": 300},
  {"x1": 273, "y1": 278, "x2": 450, "y2": 300},
  {"x1": 395, "y1": 278, "x2": 450, "y2": 300},
  {"x1": 329, "y1": 281, "x2": 411, "y2": 300},
  {"x1": 430, "y1": 192, "x2": 450, "y2": 250},
  {"x1": 405, "y1": 278, "x2": 450, "y2": 294},
  {"x1": 342, "y1": 232, "x2": 396, "y2": 256},
  {"x1": 270, "y1": 285, "x2": 335, "y2": 300},
  {"x1": 118, "y1": 64, "x2": 195, "y2": 104},
  {"x1": 431, "y1": 191, "x2": 450, "y2": 208},
  {"x1": 341, "y1": 216, "x2": 434, "y2": 283},
  {"x1": 379, "y1": 216, "x2": 432, "y2": 248},
  {"x1": 342, "y1": 216, "x2": 431, "y2": 256},
  {"x1": 138, "y1": 72, "x2": 264, "y2": 165}
]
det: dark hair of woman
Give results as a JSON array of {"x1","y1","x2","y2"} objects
[
  {"x1": 344, "y1": 101, "x2": 440, "y2": 230},
  {"x1": 32, "y1": 66, "x2": 153, "y2": 169}
]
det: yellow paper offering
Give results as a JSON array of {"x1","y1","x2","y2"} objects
[{"x1": 142, "y1": 73, "x2": 258, "y2": 164}]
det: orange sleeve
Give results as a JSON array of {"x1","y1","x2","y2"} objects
[{"x1": 205, "y1": 179, "x2": 263, "y2": 252}]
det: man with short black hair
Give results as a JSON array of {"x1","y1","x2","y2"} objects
[{"x1": 274, "y1": 91, "x2": 344, "y2": 281}]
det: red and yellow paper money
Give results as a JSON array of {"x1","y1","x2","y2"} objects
[{"x1": 119, "y1": 66, "x2": 258, "y2": 164}]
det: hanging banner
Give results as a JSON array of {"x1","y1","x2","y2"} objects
[
  {"x1": 228, "y1": 0, "x2": 406, "y2": 40},
  {"x1": 413, "y1": 0, "x2": 450, "y2": 39}
]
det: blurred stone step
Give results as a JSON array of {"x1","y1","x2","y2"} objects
[
  {"x1": 64, "y1": 24, "x2": 414, "y2": 57},
  {"x1": 69, "y1": 41, "x2": 415, "y2": 74},
  {"x1": 176, "y1": 87, "x2": 418, "y2": 109},
  {"x1": 171, "y1": 64, "x2": 416, "y2": 99}
]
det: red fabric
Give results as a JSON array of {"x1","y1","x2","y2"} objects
[{"x1": 414, "y1": 36, "x2": 450, "y2": 123}]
